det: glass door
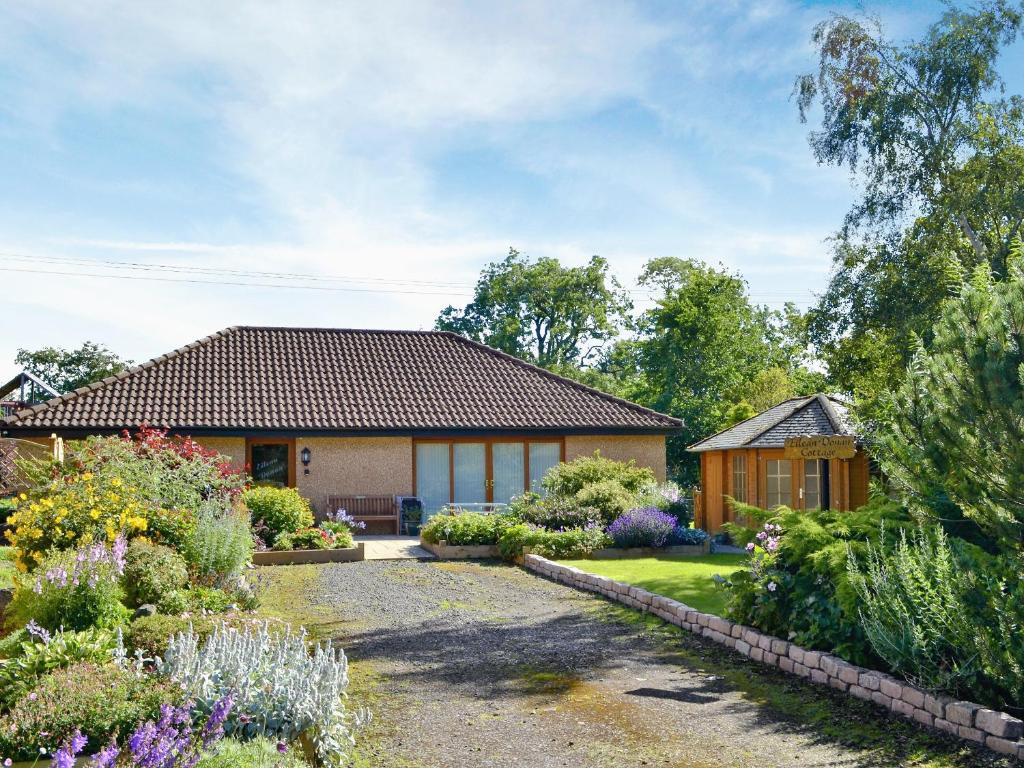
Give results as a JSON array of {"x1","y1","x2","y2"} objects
[
  {"x1": 492, "y1": 442, "x2": 525, "y2": 504},
  {"x1": 415, "y1": 443, "x2": 450, "y2": 518},
  {"x1": 528, "y1": 442, "x2": 561, "y2": 494},
  {"x1": 453, "y1": 443, "x2": 486, "y2": 506}
]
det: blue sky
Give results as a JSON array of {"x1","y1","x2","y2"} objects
[{"x1": 2, "y1": 1, "x2": 1022, "y2": 377}]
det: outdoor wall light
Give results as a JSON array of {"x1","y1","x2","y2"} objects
[{"x1": 300, "y1": 447, "x2": 311, "y2": 474}]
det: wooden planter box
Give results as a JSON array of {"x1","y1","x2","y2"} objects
[
  {"x1": 420, "y1": 538, "x2": 500, "y2": 559},
  {"x1": 591, "y1": 541, "x2": 710, "y2": 559},
  {"x1": 253, "y1": 543, "x2": 365, "y2": 566}
]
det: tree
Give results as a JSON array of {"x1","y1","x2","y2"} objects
[
  {"x1": 436, "y1": 249, "x2": 631, "y2": 370},
  {"x1": 624, "y1": 258, "x2": 778, "y2": 483},
  {"x1": 878, "y1": 252, "x2": 1024, "y2": 553},
  {"x1": 15, "y1": 342, "x2": 132, "y2": 393},
  {"x1": 796, "y1": 2, "x2": 1024, "y2": 405}
]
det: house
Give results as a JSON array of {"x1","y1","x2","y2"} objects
[
  {"x1": 0, "y1": 371, "x2": 60, "y2": 419},
  {"x1": 0, "y1": 326, "x2": 681, "y2": 526},
  {"x1": 688, "y1": 394, "x2": 869, "y2": 532}
]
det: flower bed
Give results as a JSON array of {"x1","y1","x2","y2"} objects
[
  {"x1": 418, "y1": 539, "x2": 499, "y2": 559},
  {"x1": 253, "y1": 543, "x2": 365, "y2": 565}
]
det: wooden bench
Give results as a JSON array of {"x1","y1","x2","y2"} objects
[{"x1": 326, "y1": 495, "x2": 400, "y2": 534}]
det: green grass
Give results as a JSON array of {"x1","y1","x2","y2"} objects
[
  {"x1": 0, "y1": 547, "x2": 16, "y2": 590},
  {"x1": 556, "y1": 554, "x2": 746, "y2": 616}
]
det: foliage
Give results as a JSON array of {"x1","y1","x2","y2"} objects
[
  {"x1": 436, "y1": 248, "x2": 631, "y2": 369},
  {"x1": 497, "y1": 523, "x2": 610, "y2": 560},
  {"x1": 636, "y1": 482, "x2": 693, "y2": 526},
  {"x1": 8, "y1": 538, "x2": 129, "y2": 631},
  {"x1": 183, "y1": 501, "x2": 254, "y2": 582},
  {"x1": 879, "y1": 259, "x2": 1024, "y2": 551},
  {"x1": 317, "y1": 523, "x2": 355, "y2": 548},
  {"x1": 668, "y1": 526, "x2": 709, "y2": 546},
  {"x1": 6, "y1": 472, "x2": 150, "y2": 570},
  {"x1": 619, "y1": 259, "x2": 811, "y2": 483},
  {"x1": 607, "y1": 507, "x2": 677, "y2": 548},
  {"x1": 122, "y1": 540, "x2": 189, "y2": 608},
  {"x1": 15, "y1": 341, "x2": 132, "y2": 393},
  {"x1": 848, "y1": 526, "x2": 979, "y2": 695},
  {"x1": 795, "y1": 3, "x2": 1024, "y2": 402},
  {"x1": 0, "y1": 662, "x2": 179, "y2": 761},
  {"x1": 186, "y1": 586, "x2": 235, "y2": 614},
  {"x1": 420, "y1": 512, "x2": 515, "y2": 546},
  {"x1": 157, "y1": 621, "x2": 360, "y2": 767},
  {"x1": 0, "y1": 627, "x2": 121, "y2": 709},
  {"x1": 542, "y1": 452, "x2": 654, "y2": 498},
  {"x1": 323, "y1": 508, "x2": 367, "y2": 534},
  {"x1": 719, "y1": 401, "x2": 757, "y2": 429},
  {"x1": 504, "y1": 493, "x2": 602, "y2": 531},
  {"x1": 721, "y1": 499, "x2": 913, "y2": 666},
  {"x1": 274, "y1": 526, "x2": 336, "y2": 551},
  {"x1": 195, "y1": 737, "x2": 309, "y2": 768},
  {"x1": 244, "y1": 486, "x2": 314, "y2": 546},
  {"x1": 0, "y1": 629, "x2": 27, "y2": 660},
  {"x1": 125, "y1": 613, "x2": 284, "y2": 659},
  {"x1": 573, "y1": 480, "x2": 636, "y2": 525}
]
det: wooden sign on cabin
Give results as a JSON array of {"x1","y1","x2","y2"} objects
[{"x1": 783, "y1": 435, "x2": 856, "y2": 460}]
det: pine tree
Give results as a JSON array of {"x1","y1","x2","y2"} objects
[{"x1": 880, "y1": 242, "x2": 1024, "y2": 552}]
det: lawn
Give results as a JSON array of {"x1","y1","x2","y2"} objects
[{"x1": 556, "y1": 554, "x2": 746, "y2": 616}]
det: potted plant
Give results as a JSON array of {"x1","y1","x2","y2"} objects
[{"x1": 401, "y1": 497, "x2": 423, "y2": 536}]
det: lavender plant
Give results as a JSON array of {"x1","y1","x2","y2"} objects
[
  {"x1": 182, "y1": 500, "x2": 254, "y2": 583},
  {"x1": 607, "y1": 507, "x2": 677, "y2": 548},
  {"x1": 157, "y1": 622, "x2": 363, "y2": 767}
]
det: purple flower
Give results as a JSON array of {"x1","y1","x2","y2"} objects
[
  {"x1": 277, "y1": 742, "x2": 288, "y2": 754},
  {"x1": 607, "y1": 507, "x2": 677, "y2": 548},
  {"x1": 745, "y1": 542, "x2": 755, "y2": 553},
  {"x1": 89, "y1": 743, "x2": 120, "y2": 768},
  {"x1": 26, "y1": 620, "x2": 51, "y2": 644},
  {"x1": 767, "y1": 581, "x2": 777, "y2": 592},
  {"x1": 52, "y1": 731, "x2": 86, "y2": 768},
  {"x1": 200, "y1": 695, "x2": 233, "y2": 748}
]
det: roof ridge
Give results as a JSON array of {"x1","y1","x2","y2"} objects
[
  {"x1": 2, "y1": 326, "x2": 239, "y2": 427},
  {"x1": 687, "y1": 395, "x2": 814, "y2": 451},
  {"x1": 437, "y1": 332, "x2": 682, "y2": 427}
]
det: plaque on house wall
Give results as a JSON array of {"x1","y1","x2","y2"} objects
[{"x1": 783, "y1": 435, "x2": 856, "y2": 460}]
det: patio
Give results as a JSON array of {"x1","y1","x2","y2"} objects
[{"x1": 357, "y1": 535, "x2": 435, "y2": 560}]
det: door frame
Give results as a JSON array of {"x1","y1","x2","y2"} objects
[
  {"x1": 245, "y1": 437, "x2": 296, "y2": 488},
  {"x1": 412, "y1": 436, "x2": 565, "y2": 505}
]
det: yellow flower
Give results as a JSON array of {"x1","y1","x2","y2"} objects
[
  {"x1": 111, "y1": 477, "x2": 122, "y2": 487},
  {"x1": 90, "y1": 509, "x2": 101, "y2": 520},
  {"x1": 82, "y1": 472, "x2": 94, "y2": 481},
  {"x1": 18, "y1": 493, "x2": 26, "y2": 501}
]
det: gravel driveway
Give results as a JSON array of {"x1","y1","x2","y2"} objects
[{"x1": 259, "y1": 559, "x2": 1011, "y2": 768}]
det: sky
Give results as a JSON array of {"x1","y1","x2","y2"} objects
[{"x1": 2, "y1": 0, "x2": 1024, "y2": 379}]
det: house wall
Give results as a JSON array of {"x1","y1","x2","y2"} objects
[
  {"x1": 293, "y1": 436, "x2": 414, "y2": 516},
  {"x1": 564, "y1": 434, "x2": 667, "y2": 481},
  {"x1": 193, "y1": 437, "x2": 246, "y2": 471}
]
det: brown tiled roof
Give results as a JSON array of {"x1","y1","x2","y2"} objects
[
  {"x1": 687, "y1": 394, "x2": 855, "y2": 452},
  {"x1": 0, "y1": 326, "x2": 681, "y2": 434}
]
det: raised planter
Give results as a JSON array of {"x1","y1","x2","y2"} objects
[
  {"x1": 253, "y1": 543, "x2": 365, "y2": 566},
  {"x1": 420, "y1": 538, "x2": 500, "y2": 559},
  {"x1": 591, "y1": 541, "x2": 710, "y2": 559}
]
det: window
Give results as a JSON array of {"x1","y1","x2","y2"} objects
[
  {"x1": 248, "y1": 439, "x2": 292, "y2": 487},
  {"x1": 766, "y1": 459, "x2": 792, "y2": 508},
  {"x1": 731, "y1": 454, "x2": 747, "y2": 504},
  {"x1": 415, "y1": 439, "x2": 563, "y2": 516},
  {"x1": 804, "y1": 459, "x2": 822, "y2": 510}
]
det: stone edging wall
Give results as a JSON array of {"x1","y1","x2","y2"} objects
[{"x1": 523, "y1": 553, "x2": 1024, "y2": 762}]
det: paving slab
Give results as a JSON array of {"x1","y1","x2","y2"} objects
[{"x1": 358, "y1": 535, "x2": 435, "y2": 560}]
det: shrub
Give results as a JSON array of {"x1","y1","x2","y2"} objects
[
  {"x1": 542, "y1": 452, "x2": 655, "y2": 498},
  {"x1": 183, "y1": 500, "x2": 254, "y2": 582},
  {"x1": 849, "y1": 526, "x2": 976, "y2": 693},
  {"x1": 0, "y1": 626, "x2": 121, "y2": 709},
  {"x1": 158, "y1": 622, "x2": 360, "y2": 767},
  {"x1": 274, "y1": 526, "x2": 334, "y2": 550},
  {"x1": 0, "y1": 628, "x2": 27, "y2": 660},
  {"x1": 607, "y1": 507, "x2": 677, "y2": 548},
  {"x1": 243, "y1": 486, "x2": 313, "y2": 546},
  {"x1": 324, "y1": 509, "x2": 367, "y2": 534},
  {"x1": 320, "y1": 524, "x2": 355, "y2": 548},
  {"x1": 497, "y1": 523, "x2": 611, "y2": 560},
  {"x1": 668, "y1": 526, "x2": 709, "y2": 546},
  {"x1": 637, "y1": 482, "x2": 693, "y2": 526},
  {"x1": 420, "y1": 512, "x2": 515, "y2": 546},
  {"x1": 126, "y1": 613, "x2": 285, "y2": 659},
  {"x1": 722, "y1": 499, "x2": 913, "y2": 666},
  {"x1": 505, "y1": 493, "x2": 602, "y2": 531},
  {"x1": 574, "y1": 480, "x2": 637, "y2": 524},
  {"x1": 0, "y1": 662, "x2": 180, "y2": 760},
  {"x1": 122, "y1": 539, "x2": 189, "y2": 608},
  {"x1": 196, "y1": 737, "x2": 309, "y2": 768},
  {"x1": 187, "y1": 585, "x2": 234, "y2": 613},
  {"x1": 7, "y1": 538, "x2": 130, "y2": 631}
]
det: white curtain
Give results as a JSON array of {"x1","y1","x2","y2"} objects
[
  {"x1": 492, "y1": 442, "x2": 525, "y2": 504},
  {"x1": 529, "y1": 443, "x2": 561, "y2": 494},
  {"x1": 416, "y1": 443, "x2": 450, "y2": 517},
  {"x1": 453, "y1": 443, "x2": 486, "y2": 504}
]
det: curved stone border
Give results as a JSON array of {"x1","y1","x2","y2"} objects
[
  {"x1": 523, "y1": 553, "x2": 1024, "y2": 762},
  {"x1": 252, "y1": 543, "x2": 365, "y2": 565},
  {"x1": 419, "y1": 540, "x2": 500, "y2": 559}
]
